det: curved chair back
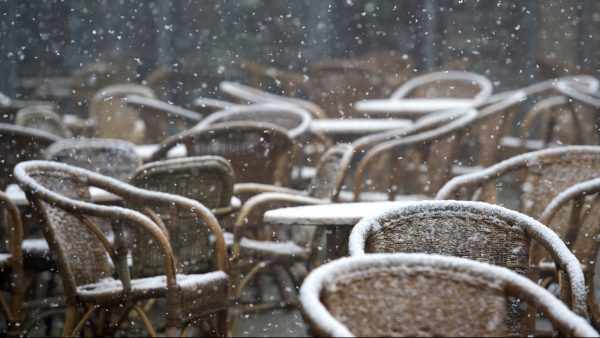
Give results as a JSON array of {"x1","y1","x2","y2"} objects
[
  {"x1": 70, "y1": 62, "x2": 132, "y2": 103},
  {"x1": 557, "y1": 80, "x2": 600, "y2": 145},
  {"x1": 88, "y1": 84, "x2": 156, "y2": 143},
  {"x1": 194, "y1": 103, "x2": 311, "y2": 139},
  {"x1": 150, "y1": 121, "x2": 296, "y2": 186},
  {"x1": 0, "y1": 123, "x2": 61, "y2": 189},
  {"x1": 45, "y1": 138, "x2": 141, "y2": 181},
  {"x1": 15, "y1": 106, "x2": 71, "y2": 137},
  {"x1": 300, "y1": 253, "x2": 596, "y2": 337},
  {"x1": 348, "y1": 200, "x2": 587, "y2": 327},
  {"x1": 129, "y1": 156, "x2": 234, "y2": 276}
]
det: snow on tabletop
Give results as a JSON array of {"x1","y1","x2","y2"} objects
[
  {"x1": 299, "y1": 253, "x2": 597, "y2": 337},
  {"x1": 263, "y1": 201, "x2": 412, "y2": 226},
  {"x1": 354, "y1": 98, "x2": 476, "y2": 113},
  {"x1": 134, "y1": 143, "x2": 186, "y2": 161},
  {"x1": 347, "y1": 200, "x2": 588, "y2": 316}
]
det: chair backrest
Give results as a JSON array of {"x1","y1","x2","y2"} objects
[
  {"x1": 0, "y1": 123, "x2": 61, "y2": 190},
  {"x1": 300, "y1": 253, "x2": 596, "y2": 337},
  {"x1": 348, "y1": 201, "x2": 587, "y2": 322},
  {"x1": 88, "y1": 84, "x2": 156, "y2": 143},
  {"x1": 70, "y1": 62, "x2": 132, "y2": 103},
  {"x1": 557, "y1": 80, "x2": 600, "y2": 145},
  {"x1": 45, "y1": 138, "x2": 141, "y2": 181},
  {"x1": 352, "y1": 108, "x2": 479, "y2": 200},
  {"x1": 193, "y1": 103, "x2": 312, "y2": 139},
  {"x1": 390, "y1": 70, "x2": 493, "y2": 104},
  {"x1": 220, "y1": 81, "x2": 326, "y2": 119},
  {"x1": 15, "y1": 106, "x2": 71, "y2": 138},
  {"x1": 150, "y1": 121, "x2": 296, "y2": 186},
  {"x1": 14, "y1": 160, "x2": 226, "y2": 304},
  {"x1": 307, "y1": 143, "x2": 354, "y2": 200},
  {"x1": 128, "y1": 156, "x2": 234, "y2": 276},
  {"x1": 123, "y1": 95, "x2": 203, "y2": 143}
]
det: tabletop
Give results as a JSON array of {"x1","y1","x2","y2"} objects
[
  {"x1": 264, "y1": 201, "x2": 412, "y2": 226},
  {"x1": 310, "y1": 118, "x2": 412, "y2": 135},
  {"x1": 353, "y1": 98, "x2": 476, "y2": 116}
]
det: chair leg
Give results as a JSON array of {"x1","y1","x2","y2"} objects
[
  {"x1": 68, "y1": 305, "x2": 98, "y2": 337},
  {"x1": 60, "y1": 305, "x2": 77, "y2": 337},
  {"x1": 217, "y1": 309, "x2": 228, "y2": 337}
]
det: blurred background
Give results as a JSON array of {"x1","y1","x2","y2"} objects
[{"x1": 1, "y1": 0, "x2": 599, "y2": 104}]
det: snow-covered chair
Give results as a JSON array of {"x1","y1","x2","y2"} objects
[
  {"x1": 228, "y1": 144, "x2": 354, "y2": 334},
  {"x1": 0, "y1": 191, "x2": 24, "y2": 336},
  {"x1": 14, "y1": 161, "x2": 228, "y2": 336},
  {"x1": 128, "y1": 156, "x2": 235, "y2": 277},
  {"x1": 45, "y1": 138, "x2": 141, "y2": 181},
  {"x1": 88, "y1": 84, "x2": 156, "y2": 144},
  {"x1": 540, "y1": 178, "x2": 600, "y2": 328},
  {"x1": 351, "y1": 92, "x2": 525, "y2": 202},
  {"x1": 299, "y1": 253, "x2": 596, "y2": 337},
  {"x1": 557, "y1": 79, "x2": 600, "y2": 145},
  {"x1": 149, "y1": 121, "x2": 296, "y2": 186},
  {"x1": 15, "y1": 105, "x2": 71, "y2": 138},
  {"x1": 348, "y1": 200, "x2": 588, "y2": 333},
  {"x1": 123, "y1": 95, "x2": 203, "y2": 144}
]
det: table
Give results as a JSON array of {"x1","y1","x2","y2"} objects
[
  {"x1": 309, "y1": 118, "x2": 412, "y2": 142},
  {"x1": 353, "y1": 98, "x2": 476, "y2": 119},
  {"x1": 264, "y1": 201, "x2": 411, "y2": 260}
]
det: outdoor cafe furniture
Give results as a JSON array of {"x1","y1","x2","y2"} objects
[
  {"x1": 149, "y1": 121, "x2": 296, "y2": 186},
  {"x1": 45, "y1": 138, "x2": 142, "y2": 181},
  {"x1": 14, "y1": 160, "x2": 229, "y2": 337},
  {"x1": 353, "y1": 70, "x2": 493, "y2": 119},
  {"x1": 299, "y1": 253, "x2": 596, "y2": 337},
  {"x1": 15, "y1": 106, "x2": 71, "y2": 138},
  {"x1": 348, "y1": 200, "x2": 588, "y2": 331}
]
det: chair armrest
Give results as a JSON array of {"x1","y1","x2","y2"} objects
[{"x1": 233, "y1": 183, "x2": 305, "y2": 202}]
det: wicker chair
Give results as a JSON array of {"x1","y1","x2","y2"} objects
[
  {"x1": 0, "y1": 123, "x2": 61, "y2": 190},
  {"x1": 149, "y1": 121, "x2": 296, "y2": 186},
  {"x1": 539, "y1": 178, "x2": 600, "y2": 328},
  {"x1": 220, "y1": 81, "x2": 326, "y2": 119},
  {"x1": 128, "y1": 156, "x2": 235, "y2": 276},
  {"x1": 88, "y1": 84, "x2": 156, "y2": 143},
  {"x1": 300, "y1": 253, "x2": 596, "y2": 337},
  {"x1": 557, "y1": 80, "x2": 600, "y2": 145},
  {"x1": 351, "y1": 91, "x2": 526, "y2": 202},
  {"x1": 348, "y1": 200, "x2": 588, "y2": 333},
  {"x1": 14, "y1": 106, "x2": 71, "y2": 138},
  {"x1": 193, "y1": 103, "x2": 312, "y2": 139},
  {"x1": 45, "y1": 138, "x2": 141, "y2": 181},
  {"x1": 390, "y1": 70, "x2": 493, "y2": 103},
  {"x1": 14, "y1": 160, "x2": 228, "y2": 337},
  {"x1": 0, "y1": 191, "x2": 24, "y2": 337},
  {"x1": 228, "y1": 144, "x2": 354, "y2": 334},
  {"x1": 123, "y1": 95, "x2": 203, "y2": 143},
  {"x1": 70, "y1": 63, "x2": 132, "y2": 104}
]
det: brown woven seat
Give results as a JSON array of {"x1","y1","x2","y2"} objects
[
  {"x1": 348, "y1": 200, "x2": 588, "y2": 333},
  {"x1": 128, "y1": 156, "x2": 234, "y2": 276},
  {"x1": 88, "y1": 84, "x2": 156, "y2": 143},
  {"x1": 14, "y1": 160, "x2": 228, "y2": 336},
  {"x1": 0, "y1": 123, "x2": 61, "y2": 190},
  {"x1": 299, "y1": 253, "x2": 596, "y2": 337},
  {"x1": 15, "y1": 106, "x2": 71, "y2": 138},
  {"x1": 149, "y1": 121, "x2": 296, "y2": 186},
  {"x1": 123, "y1": 95, "x2": 203, "y2": 143},
  {"x1": 539, "y1": 178, "x2": 600, "y2": 328},
  {"x1": 45, "y1": 138, "x2": 141, "y2": 181},
  {"x1": 0, "y1": 191, "x2": 24, "y2": 336}
]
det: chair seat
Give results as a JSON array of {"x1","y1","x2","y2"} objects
[
  {"x1": 76, "y1": 271, "x2": 228, "y2": 316},
  {"x1": 224, "y1": 232, "x2": 309, "y2": 263}
]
